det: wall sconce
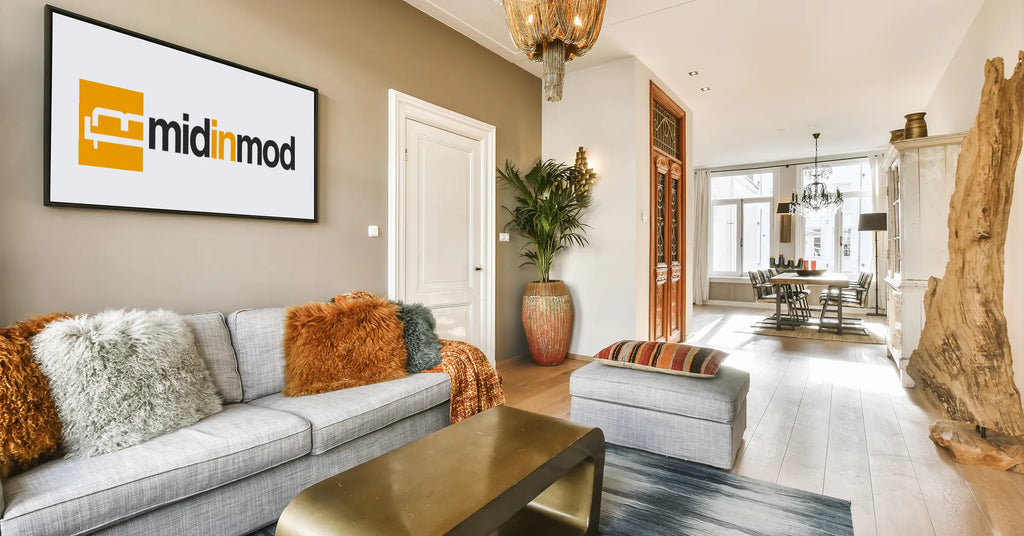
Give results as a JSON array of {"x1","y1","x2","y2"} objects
[
  {"x1": 777, "y1": 202, "x2": 793, "y2": 243},
  {"x1": 574, "y1": 146, "x2": 598, "y2": 190}
]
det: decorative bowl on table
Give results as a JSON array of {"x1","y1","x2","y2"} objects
[{"x1": 795, "y1": 269, "x2": 827, "y2": 276}]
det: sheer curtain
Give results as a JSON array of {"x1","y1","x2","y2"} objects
[{"x1": 693, "y1": 169, "x2": 711, "y2": 305}]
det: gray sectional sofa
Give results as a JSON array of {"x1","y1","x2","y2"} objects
[{"x1": 0, "y1": 307, "x2": 452, "y2": 535}]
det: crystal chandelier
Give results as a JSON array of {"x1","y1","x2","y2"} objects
[
  {"x1": 790, "y1": 133, "x2": 843, "y2": 219},
  {"x1": 501, "y1": 0, "x2": 607, "y2": 102}
]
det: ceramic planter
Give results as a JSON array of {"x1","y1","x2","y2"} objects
[{"x1": 522, "y1": 281, "x2": 574, "y2": 366}]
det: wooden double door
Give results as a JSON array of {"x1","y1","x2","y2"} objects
[
  {"x1": 650, "y1": 153, "x2": 684, "y2": 342},
  {"x1": 649, "y1": 82, "x2": 686, "y2": 343}
]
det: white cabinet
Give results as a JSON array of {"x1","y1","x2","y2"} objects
[{"x1": 881, "y1": 133, "x2": 966, "y2": 387}]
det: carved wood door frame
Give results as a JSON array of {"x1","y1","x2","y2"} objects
[{"x1": 649, "y1": 82, "x2": 686, "y2": 342}]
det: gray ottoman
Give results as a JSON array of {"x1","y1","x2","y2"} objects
[{"x1": 569, "y1": 362, "x2": 749, "y2": 469}]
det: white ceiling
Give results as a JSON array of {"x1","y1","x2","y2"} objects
[{"x1": 403, "y1": 0, "x2": 984, "y2": 168}]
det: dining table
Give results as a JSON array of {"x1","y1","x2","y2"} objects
[{"x1": 769, "y1": 272, "x2": 854, "y2": 334}]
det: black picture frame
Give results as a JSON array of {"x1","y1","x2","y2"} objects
[{"x1": 44, "y1": 5, "x2": 319, "y2": 222}]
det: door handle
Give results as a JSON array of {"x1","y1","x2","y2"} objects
[{"x1": 475, "y1": 266, "x2": 483, "y2": 271}]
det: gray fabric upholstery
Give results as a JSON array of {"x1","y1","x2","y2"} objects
[
  {"x1": 572, "y1": 396, "x2": 746, "y2": 469},
  {"x1": 1, "y1": 404, "x2": 310, "y2": 536},
  {"x1": 226, "y1": 308, "x2": 287, "y2": 402},
  {"x1": 250, "y1": 373, "x2": 450, "y2": 454},
  {"x1": 90, "y1": 403, "x2": 450, "y2": 536},
  {"x1": 570, "y1": 361, "x2": 749, "y2": 469},
  {"x1": 569, "y1": 362, "x2": 749, "y2": 423},
  {"x1": 182, "y1": 312, "x2": 244, "y2": 403}
]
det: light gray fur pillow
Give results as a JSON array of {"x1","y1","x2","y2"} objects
[{"x1": 32, "y1": 309, "x2": 222, "y2": 458}]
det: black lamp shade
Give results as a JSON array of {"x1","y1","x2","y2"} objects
[
  {"x1": 777, "y1": 202, "x2": 792, "y2": 214},
  {"x1": 858, "y1": 212, "x2": 887, "y2": 231}
]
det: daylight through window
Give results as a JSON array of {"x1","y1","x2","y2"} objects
[
  {"x1": 798, "y1": 159, "x2": 873, "y2": 275},
  {"x1": 709, "y1": 170, "x2": 775, "y2": 276}
]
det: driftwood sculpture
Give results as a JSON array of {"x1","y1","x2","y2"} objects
[{"x1": 907, "y1": 52, "x2": 1024, "y2": 448}]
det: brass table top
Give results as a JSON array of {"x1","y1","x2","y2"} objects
[{"x1": 277, "y1": 405, "x2": 605, "y2": 536}]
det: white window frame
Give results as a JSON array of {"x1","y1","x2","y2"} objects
[
  {"x1": 708, "y1": 168, "x2": 778, "y2": 278},
  {"x1": 794, "y1": 157, "x2": 873, "y2": 276}
]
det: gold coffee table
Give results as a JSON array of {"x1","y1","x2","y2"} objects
[{"x1": 276, "y1": 406, "x2": 605, "y2": 536}]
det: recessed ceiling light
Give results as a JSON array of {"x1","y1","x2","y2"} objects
[
  {"x1": 688, "y1": 70, "x2": 700, "y2": 76},
  {"x1": 700, "y1": 86, "x2": 711, "y2": 92}
]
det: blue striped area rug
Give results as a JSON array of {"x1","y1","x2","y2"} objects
[
  {"x1": 602, "y1": 443, "x2": 853, "y2": 535},
  {"x1": 250, "y1": 443, "x2": 853, "y2": 536}
]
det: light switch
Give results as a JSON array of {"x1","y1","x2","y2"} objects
[
  {"x1": 499, "y1": 233, "x2": 510, "y2": 242},
  {"x1": 641, "y1": 212, "x2": 649, "y2": 223},
  {"x1": 367, "y1": 225, "x2": 379, "y2": 238}
]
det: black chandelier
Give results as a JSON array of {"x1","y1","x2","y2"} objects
[{"x1": 790, "y1": 133, "x2": 843, "y2": 218}]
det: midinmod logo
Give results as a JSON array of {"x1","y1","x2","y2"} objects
[{"x1": 78, "y1": 78, "x2": 296, "y2": 172}]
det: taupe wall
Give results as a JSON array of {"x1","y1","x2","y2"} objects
[{"x1": 0, "y1": 0, "x2": 539, "y2": 359}]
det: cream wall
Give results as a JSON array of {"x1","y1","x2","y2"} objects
[
  {"x1": 543, "y1": 58, "x2": 639, "y2": 356},
  {"x1": 0, "y1": 0, "x2": 540, "y2": 359},
  {"x1": 923, "y1": 0, "x2": 1024, "y2": 404},
  {"x1": 543, "y1": 57, "x2": 693, "y2": 356}
]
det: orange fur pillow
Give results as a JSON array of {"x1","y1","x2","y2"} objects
[
  {"x1": 283, "y1": 299, "x2": 409, "y2": 396},
  {"x1": 0, "y1": 313, "x2": 74, "y2": 478}
]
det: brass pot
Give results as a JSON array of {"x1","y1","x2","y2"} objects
[
  {"x1": 521, "y1": 281, "x2": 573, "y2": 366},
  {"x1": 903, "y1": 112, "x2": 928, "y2": 139},
  {"x1": 889, "y1": 129, "x2": 905, "y2": 143}
]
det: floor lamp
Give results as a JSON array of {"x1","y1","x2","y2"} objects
[{"x1": 858, "y1": 212, "x2": 887, "y2": 316}]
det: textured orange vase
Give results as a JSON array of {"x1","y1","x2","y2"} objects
[{"x1": 522, "y1": 281, "x2": 574, "y2": 366}]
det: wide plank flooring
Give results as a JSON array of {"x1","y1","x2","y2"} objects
[{"x1": 496, "y1": 305, "x2": 1024, "y2": 535}]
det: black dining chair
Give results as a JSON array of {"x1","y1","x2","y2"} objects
[{"x1": 819, "y1": 272, "x2": 873, "y2": 329}]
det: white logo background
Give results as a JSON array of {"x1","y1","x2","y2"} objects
[{"x1": 50, "y1": 12, "x2": 317, "y2": 220}]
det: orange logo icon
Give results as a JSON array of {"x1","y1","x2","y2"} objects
[{"x1": 78, "y1": 79, "x2": 145, "y2": 172}]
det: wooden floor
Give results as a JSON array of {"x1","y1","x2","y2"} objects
[{"x1": 496, "y1": 305, "x2": 1024, "y2": 536}]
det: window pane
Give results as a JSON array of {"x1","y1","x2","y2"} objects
[
  {"x1": 711, "y1": 204, "x2": 738, "y2": 273},
  {"x1": 797, "y1": 158, "x2": 872, "y2": 274},
  {"x1": 711, "y1": 172, "x2": 773, "y2": 200},
  {"x1": 802, "y1": 162, "x2": 869, "y2": 191},
  {"x1": 840, "y1": 198, "x2": 873, "y2": 275},
  {"x1": 803, "y1": 212, "x2": 835, "y2": 271},
  {"x1": 741, "y1": 201, "x2": 770, "y2": 273}
]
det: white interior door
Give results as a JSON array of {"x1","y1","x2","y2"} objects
[
  {"x1": 388, "y1": 91, "x2": 495, "y2": 361},
  {"x1": 405, "y1": 120, "x2": 482, "y2": 344}
]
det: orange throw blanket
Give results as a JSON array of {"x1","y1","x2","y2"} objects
[{"x1": 423, "y1": 340, "x2": 506, "y2": 423}]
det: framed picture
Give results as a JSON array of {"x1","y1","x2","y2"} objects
[{"x1": 45, "y1": 5, "x2": 318, "y2": 222}]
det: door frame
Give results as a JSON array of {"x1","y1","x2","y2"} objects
[
  {"x1": 649, "y1": 81, "x2": 687, "y2": 342},
  {"x1": 387, "y1": 89, "x2": 496, "y2": 360}
]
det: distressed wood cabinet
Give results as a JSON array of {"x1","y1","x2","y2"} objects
[{"x1": 881, "y1": 132, "x2": 966, "y2": 387}]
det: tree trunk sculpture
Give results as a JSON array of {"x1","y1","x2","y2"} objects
[{"x1": 907, "y1": 52, "x2": 1024, "y2": 435}]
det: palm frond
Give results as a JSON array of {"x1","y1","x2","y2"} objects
[{"x1": 497, "y1": 159, "x2": 593, "y2": 282}]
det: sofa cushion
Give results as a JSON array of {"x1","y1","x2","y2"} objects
[
  {"x1": 32, "y1": 309, "x2": 223, "y2": 458},
  {"x1": 283, "y1": 300, "x2": 409, "y2": 396},
  {"x1": 396, "y1": 301, "x2": 442, "y2": 373},
  {"x1": 250, "y1": 373, "x2": 450, "y2": 455},
  {"x1": 569, "y1": 361, "x2": 749, "y2": 424},
  {"x1": 0, "y1": 404, "x2": 310, "y2": 536},
  {"x1": 0, "y1": 313, "x2": 72, "y2": 478},
  {"x1": 227, "y1": 308, "x2": 287, "y2": 402},
  {"x1": 182, "y1": 312, "x2": 243, "y2": 403}
]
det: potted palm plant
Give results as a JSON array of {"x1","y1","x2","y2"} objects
[{"x1": 498, "y1": 159, "x2": 592, "y2": 365}]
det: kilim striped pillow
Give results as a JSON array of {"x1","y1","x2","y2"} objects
[{"x1": 593, "y1": 340, "x2": 727, "y2": 378}]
